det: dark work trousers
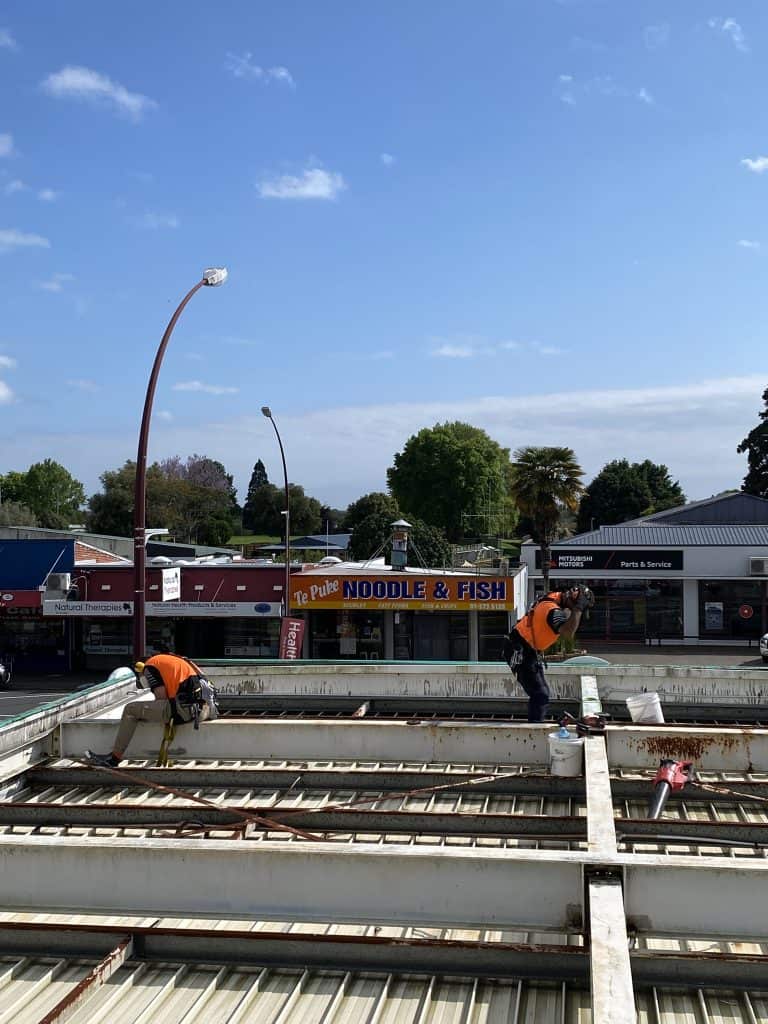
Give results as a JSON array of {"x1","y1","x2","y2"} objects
[{"x1": 506, "y1": 632, "x2": 550, "y2": 723}]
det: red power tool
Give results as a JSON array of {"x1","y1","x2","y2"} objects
[{"x1": 648, "y1": 759, "x2": 694, "y2": 819}]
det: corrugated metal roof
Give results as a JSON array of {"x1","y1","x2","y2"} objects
[
  {"x1": 557, "y1": 524, "x2": 768, "y2": 546},
  {"x1": 0, "y1": 957, "x2": 591, "y2": 1024},
  {"x1": 2, "y1": 953, "x2": 768, "y2": 1023}
]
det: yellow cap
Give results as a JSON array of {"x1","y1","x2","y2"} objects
[{"x1": 134, "y1": 661, "x2": 145, "y2": 674}]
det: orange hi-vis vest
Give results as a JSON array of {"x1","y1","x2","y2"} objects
[
  {"x1": 514, "y1": 593, "x2": 564, "y2": 653},
  {"x1": 144, "y1": 654, "x2": 200, "y2": 699}
]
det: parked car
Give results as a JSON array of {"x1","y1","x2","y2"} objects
[{"x1": 760, "y1": 634, "x2": 768, "y2": 663}]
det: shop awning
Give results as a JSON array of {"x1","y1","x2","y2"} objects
[
  {"x1": 0, "y1": 590, "x2": 43, "y2": 609},
  {"x1": 0, "y1": 540, "x2": 75, "y2": 589}
]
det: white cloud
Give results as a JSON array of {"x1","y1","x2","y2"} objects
[
  {"x1": 432, "y1": 343, "x2": 475, "y2": 358},
  {"x1": 172, "y1": 380, "x2": 240, "y2": 395},
  {"x1": 0, "y1": 28, "x2": 16, "y2": 50},
  {"x1": 4, "y1": 375, "x2": 764, "y2": 513},
  {"x1": 0, "y1": 355, "x2": 16, "y2": 369},
  {"x1": 557, "y1": 75, "x2": 654, "y2": 106},
  {"x1": 268, "y1": 66, "x2": 294, "y2": 87},
  {"x1": 0, "y1": 133, "x2": 15, "y2": 157},
  {"x1": 4, "y1": 179, "x2": 26, "y2": 195},
  {"x1": 0, "y1": 228, "x2": 50, "y2": 252},
  {"x1": 643, "y1": 23, "x2": 670, "y2": 50},
  {"x1": 531, "y1": 342, "x2": 566, "y2": 356},
  {"x1": 40, "y1": 272, "x2": 75, "y2": 292},
  {"x1": 66, "y1": 378, "x2": 99, "y2": 392},
  {"x1": 133, "y1": 212, "x2": 179, "y2": 229},
  {"x1": 380, "y1": 153, "x2": 395, "y2": 166},
  {"x1": 225, "y1": 53, "x2": 295, "y2": 86},
  {"x1": 741, "y1": 156, "x2": 768, "y2": 174},
  {"x1": 257, "y1": 167, "x2": 347, "y2": 200},
  {"x1": 37, "y1": 188, "x2": 58, "y2": 202},
  {"x1": 41, "y1": 66, "x2": 157, "y2": 121},
  {"x1": 708, "y1": 16, "x2": 748, "y2": 52},
  {"x1": 737, "y1": 239, "x2": 761, "y2": 249},
  {"x1": 0, "y1": 380, "x2": 13, "y2": 403},
  {"x1": 157, "y1": 410, "x2": 173, "y2": 421},
  {"x1": 432, "y1": 338, "x2": 563, "y2": 359}
]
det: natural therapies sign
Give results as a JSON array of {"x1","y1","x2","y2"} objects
[
  {"x1": 536, "y1": 550, "x2": 684, "y2": 571},
  {"x1": 290, "y1": 574, "x2": 515, "y2": 611}
]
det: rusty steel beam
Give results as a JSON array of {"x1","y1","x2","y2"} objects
[
  {"x1": 37, "y1": 935, "x2": 132, "y2": 1024},
  {"x1": 0, "y1": 800, "x2": 590, "y2": 839},
  {"x1": 0, "y1": 920, "x2": 765, "y2": 991},
  {"x1": 27, "y1": 765, "x2": 768, "y2": 805}
]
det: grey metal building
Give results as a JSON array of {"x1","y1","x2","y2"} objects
[{"x1": 520, "y1": 493, "x2": 768, "y2": 644}]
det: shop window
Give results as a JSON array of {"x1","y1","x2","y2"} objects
[
  {"x1": 83, "y1": 619, "x2": 132, "y2": 656},
  {"x1": 479, "y1": 612, "x2": 508, "y2": 661},
  {"x1": 699, "y1": 581, "x2": 764, "y2": 639},
  {"x1": 224, "y1": 617, "x2": 280, "y2": 658},
  {"x1": 448, "y1": 613, "x2": 469, "y2": 661},
  {"x1": 394, "y1": 611, "x2": 413, "y2": 660},
  {"x1": 310, "y1": 610, "x2": 384, "y2": 660},
  {"x1": 558, "y1": 579, "x2": 683, "y2": 641}
]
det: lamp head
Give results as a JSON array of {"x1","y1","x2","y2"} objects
[
  {"x1": 261, "y1": 406, "x2": 272, "y2": 418},
  {"x1": 202, "y1": 267, "x2": 228, "y2": 287}
]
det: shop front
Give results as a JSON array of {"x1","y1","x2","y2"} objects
[
  {"x1": 43, "y1": 563, "x2": 286, "y2": 669},
  {"x1": 290, "y1": 566, "x2": 526, "y2": 662},
  {"x1": 521, "y1": 518, "x2": 768, "y2": 644}
]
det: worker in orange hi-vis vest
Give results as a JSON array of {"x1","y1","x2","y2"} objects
[
  {"x1": 85, "y1": 652, "x2": 214, "y2": 767},
  {"x1": 502, "y1": 586, "x2": 594, "y2": 722}
]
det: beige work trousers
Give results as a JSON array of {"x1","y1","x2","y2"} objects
[{"x1": 114, "y1": 699, "x2": 209, "y2": 756}]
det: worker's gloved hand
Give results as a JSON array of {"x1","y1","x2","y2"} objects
[{"x1": 574, "y1": 587, "x2": 595, "y2": 611}]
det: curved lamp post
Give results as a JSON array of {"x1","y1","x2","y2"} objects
[
  {"x1": 132, "y1": 267, "x2": 228, "y2": 662},
  {"x1": 261, "y1": 406, "x2": 291, "y2": 615}
]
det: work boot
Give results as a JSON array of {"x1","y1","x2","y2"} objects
[{"x1": 84, "y1": 751, "x2": 120, "y2": 768}]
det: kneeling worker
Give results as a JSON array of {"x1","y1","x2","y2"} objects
[
  {"x1": 86, "y1": 652, "x2": 215, "y2": 767},
  {"x1": 504, "y1": 586, "x2": 594, "y2": 723}
]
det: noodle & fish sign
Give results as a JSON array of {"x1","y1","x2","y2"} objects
[{"x1": 290, "y1": 574, "x2": 515, "y2": 611}]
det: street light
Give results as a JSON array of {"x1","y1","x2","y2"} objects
[
  {"x1": 261, "y1": 406, "x2": 291, "y2": 616},
  {"x1": 132, "y1": 267, "x2": 228, "y2": 661}
]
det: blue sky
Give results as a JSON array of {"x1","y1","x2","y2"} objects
[{"x1": 1, "y1": 1, "x2": 767, "y2": 511}]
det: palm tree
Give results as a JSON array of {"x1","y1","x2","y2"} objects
[{"x1": 509, "y1": 446, "x2": 584, "y2": 594}]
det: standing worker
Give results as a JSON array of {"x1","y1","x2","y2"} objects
[
  {"x1": 85, "y1": 652, "x2": 216, "y2": 767},
  {"x1": 503, "y1": 586, "x2": 594, "y2": 722}
]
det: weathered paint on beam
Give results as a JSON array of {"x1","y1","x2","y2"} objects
[
  {"x1": 623, "y1": 856, "x2": 768, "y2": 938},
  {"x1": 588, "y1": 879, "x2": 635, "y2": 1024},
  {"x1": 0, "y1": 835, "x2": 585, "y2": 930},
  {"x1": 584, "y1": 737, "x2": 617, "y2": 856},
  {"x1": 606, "y1": 725, "x2": 768, "y2": 772},
  {"x1": 59, "y1": 719, "x2": 554, "y2": 766}
]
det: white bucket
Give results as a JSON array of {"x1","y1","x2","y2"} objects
[
  {"x1": 548, "y1": 732, "x2": 584, "y2": 777},
  {"x1": 625, "y1": 692, "x2": 665, "y2": 724}
]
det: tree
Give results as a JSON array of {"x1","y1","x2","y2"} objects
[
  {"x1": 319, "y1": 505, "x2": 346, "y2": 533},
  {"x1": 348, "y1": 510, "x2": 451, "y2": 567},
  {"x1": 738, "y1": 387, "x2": 768, "y2": 497},
  {"x1": 242, "y1": 460, "x2": 273, "y2": 533},
  {"x1": 387, "y1": 422, "x2": 511, "y2": 542},
  {"x1": 287, "y1": 484, "x2": 322, "y2": 535},
  {"x1": 576, "y1": 460, "x2": 685, "y2": 533},
  {"x1": 0, "y1": 500, "x2": 38, "y2": 527},
  {"x1": 509, "y1": 446, "x2": 584, "y2": 593},
  {"x1": 87, "y1": 456, "x2": 240, "y2": 543},
  {"x1": 16, "y1": 460, "x2": 85, "y2": 529},
  {"x1": 344, "y1": 492, "x2": 401, "y2": 534}
]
